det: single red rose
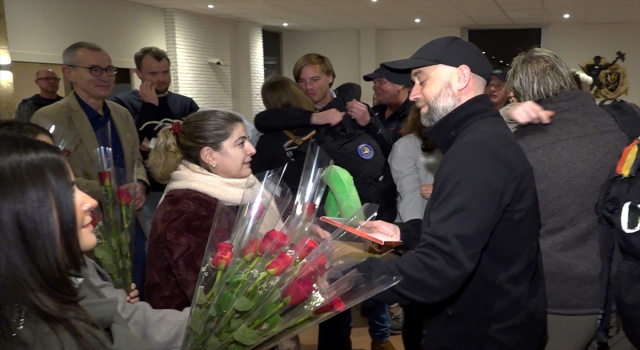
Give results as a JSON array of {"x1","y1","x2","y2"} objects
[
  {"x1": 211, "y1": 242, "x2": 234, "y2": 269},
  {"x1": 98, "y1": 170, "x2": 112, "y2": 187},
  {"x1": 295, "y1": 238, "x2": 318, "y2": 261},
  {"x1": 299, "y1": 254, "x2": 329, "y2": 281},
  {"x1": 282, "y1": 276, "x2": 315, "y2": 306},
  {"x1": 302, "y1": 202, "x2": 316, "y2": 220},
  {"x1": 241, "y1": 238, "x2": 259, "y2": 262},
  {"x1": 265, "y1": 251, "x2": 294, "y2": 276},
  {"x1": 217, "y1": 241, "x2": 234, "y2": 254},
  {"x1": 116, "y1": 188, "x2": 133, "y2": 206},
  {"x1": 313, "y1": 297, "x2": 346, "y2": 315},
  {"x1": 258, "y1": 229, "x2": 289, "y2": 256},
  {"x1": 89, "y1": 211, "x2": 101, "y2": 228}
]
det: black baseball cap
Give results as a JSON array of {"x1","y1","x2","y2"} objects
[
  {"x1": 363, "y1": 65, "x2": 412, "y2": 87},
  {"x1": 382, "y1": 36, "x2": 493, "y2": 82},
  {"x1": 490, "y1": 68, "x2": 509, "y2": 82}
]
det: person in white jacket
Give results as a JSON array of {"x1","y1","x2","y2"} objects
[{"x1": 389, "y1": 105, "x2": 441, "y2": 222}]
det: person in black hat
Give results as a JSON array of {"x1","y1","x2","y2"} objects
[
  {"x1": 355, "y1": 36, "x2": 547, "y2": 350},
  {"x1": 485, "y1": 68, "x2": 510, "y2": 109},
  {"x1": 363, "y1": 65, "x2": 414, "y2": 142}
]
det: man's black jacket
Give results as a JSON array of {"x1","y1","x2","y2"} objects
[{"x1": 358, "y1": 95, "x2": 547, "y2": 349}]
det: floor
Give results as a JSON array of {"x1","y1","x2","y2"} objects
[{"x1": 298, "y1": 306, "x2": 405, "y2": 350}]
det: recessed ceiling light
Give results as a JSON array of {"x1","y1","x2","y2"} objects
[
  {"x1": 415, "y1": 18, "x2": 421, "y2": 23},
  {"x1": 207, "y1": 4, "x2": 214, "y2": 8},
  {"x1": 372, "y1": 0, "x2": 377, "y2": 2},
  {"x1": 283, "y1": 23, "x2": 288, "y2": 26},
  {"x1": 500, "y1": 60, "x2": 503, "y2": 63},
  {"x1": 492, "y1": 56, "x2": 495, "y2": 59},
  {"x1": 563, "y1": 13, "x2": 570, "y2": 18},
  {"x1": 482, "y1": 51, "x2": 486, "y2": 54}
]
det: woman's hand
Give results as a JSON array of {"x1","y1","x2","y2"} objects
[
  {"x1": 126, "y1": 283, "x2": 140, "y2": 304},
  {"x1": 420, "y1": 184, "x2": 433, "y2": 199}
]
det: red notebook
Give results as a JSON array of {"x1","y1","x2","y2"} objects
[{"x1": 319, "y1": 216, "x2": 403, "y2": 246}]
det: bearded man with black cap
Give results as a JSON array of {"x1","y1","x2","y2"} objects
[
  {"x1": 356, "y1": 36, "x2": 547, "y2": 349},
  {"x1": 363, "y1": 65, "x2": 414, "y2": 142}
]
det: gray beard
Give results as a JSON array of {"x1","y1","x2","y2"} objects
[{"x1": 421, "y1": 82, "x2": 460, "y2": 127}]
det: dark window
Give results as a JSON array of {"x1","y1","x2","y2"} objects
[
  {"x1": 263, "y1": 30, "x2": 282, "y2": 79},
  {"x1": 468, "y1": 29, "x2": 542, "y2": 70}
]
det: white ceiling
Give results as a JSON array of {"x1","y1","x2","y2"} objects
[{"x1": 126, "y1": 0, "x2": 640, "y2": 31}]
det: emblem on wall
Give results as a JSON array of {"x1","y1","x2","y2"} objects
[{"x1": 580, "y1": 51, "x2": 628, "y2": 99}]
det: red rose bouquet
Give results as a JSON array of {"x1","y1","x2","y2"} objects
[{"x1": 182, "y1": 142, "x2": 401, "y2": 349}]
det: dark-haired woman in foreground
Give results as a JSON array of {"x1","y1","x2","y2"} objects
[{"x1": 0, "y1": 134, "x2": 147, "y2": 349}]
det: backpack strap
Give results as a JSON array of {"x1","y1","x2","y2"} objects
[
  {"x1": 599, "y1": 99, "x2": 640, "y2": 140},
  {"x1": 282, "y1": 130, "x2": 316, "y2": 162},
  {"x1": 282, "y1": 129, "x2": 315, "y2": 147}
]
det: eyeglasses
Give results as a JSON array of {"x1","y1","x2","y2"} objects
[
  {"x1": 36, "y1": 77, "x2": 61, "y2": 82},
  {"x1": 67, "y1": 65, "x2": 118, "y2": 77}
]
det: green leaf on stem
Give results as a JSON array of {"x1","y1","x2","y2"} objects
[
  {"x1": 234, "y1": 296, "x2": 255, "y2": 312},
  {"x1": 232, "y1": 326, "x2": 263, "y2": 346},
  {"x1": 226, "y1": 273, "x2": 247, "y2": 290},
  {"x1": 205, "y1": 337, "x2": 221, "y2": 349},
  {"x1": 195, "y1": 286, "x2": 208, "y2": 305},
  {"x1": 263, "y1": 314, "x2": 282, "y2": 332},
  {"x1": 216, "y1": 292, "x2": 235, "y2": 313},
  {"x1": 227, "y1": 343, "x2": 245, "y2": 350},
  {"x1": 208, "y1": 305, "x2": 217, "y2": 318},
  {"x1": 189, "y1": 308, "x2": 207, "y2": 334},
  {"x1": 229, "y1": 317, "x2": 244, "y2": 330}
]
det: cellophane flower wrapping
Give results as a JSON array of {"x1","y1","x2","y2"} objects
[
  {"x1": 90, "y1": 122, "x2": 136, "y2": 292},
  {"x1": 182, "y1": 141, "x2": 402, "y2": 349},
  {"x1": 39, "y1": 118, "x2": 80, "y2": 156}
]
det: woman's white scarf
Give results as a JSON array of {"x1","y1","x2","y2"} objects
[
  {"x1": 161, "y1": 161, "x2": 260, "y2": 206},
  {"x1": 161, "y1": 161, "x2": 283, "y2": 230}
]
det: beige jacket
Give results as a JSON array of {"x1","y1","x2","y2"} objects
[{"x1": 32, "y1": 93, "x2": 149, "y2": 233}]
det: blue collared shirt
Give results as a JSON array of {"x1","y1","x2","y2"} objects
[{"x1": 74, "y1": 92, "x2": 127, "y2": 186}]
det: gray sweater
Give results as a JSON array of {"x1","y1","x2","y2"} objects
[
  {"x1": 514, "y1": 90, "x2": 627, "y2": 314},
  {"x1": 84, "y1": 256, "x2": 189, "y2": 349}
]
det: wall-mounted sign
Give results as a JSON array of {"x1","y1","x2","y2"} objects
[{"x1": 580, "y1": 51, "x2": 628, "y2": 99}]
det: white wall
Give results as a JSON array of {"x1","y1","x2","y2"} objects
[
  {"x1": 4, "y1": 0, "x2": 166, "y2": 68},
  {"x1": 546, "y1": 23, "x2": 640, "y2": 105},
  {"x1": 164, "y1": 10, "x2": 265, "y2": 119},
  {"x1": 165, "y1": 10, "x2": 235, "y2": 111}
]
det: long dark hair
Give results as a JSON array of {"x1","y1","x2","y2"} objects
[
  {"x1": 0, "y1": 134, "x2": 102, "y2": 349},
  {"x1": 400, "y1": 105, "x2": 437, "y2": 152}
]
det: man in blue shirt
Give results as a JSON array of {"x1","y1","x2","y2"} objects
[{"x1": 33, "y1": 41, "x2": 149, "y2": 299}]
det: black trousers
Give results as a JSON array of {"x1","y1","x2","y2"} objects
[{"x1": 402, "y1": 304, "x2": 429, "y2": 350}]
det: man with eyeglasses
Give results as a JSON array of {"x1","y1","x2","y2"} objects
[
  {"x1": 33, "y1": 41, "x2": 149, "y2": 300},
  {"x1": 14, "y1": 69, "x2": 63, "y2": 121}
]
